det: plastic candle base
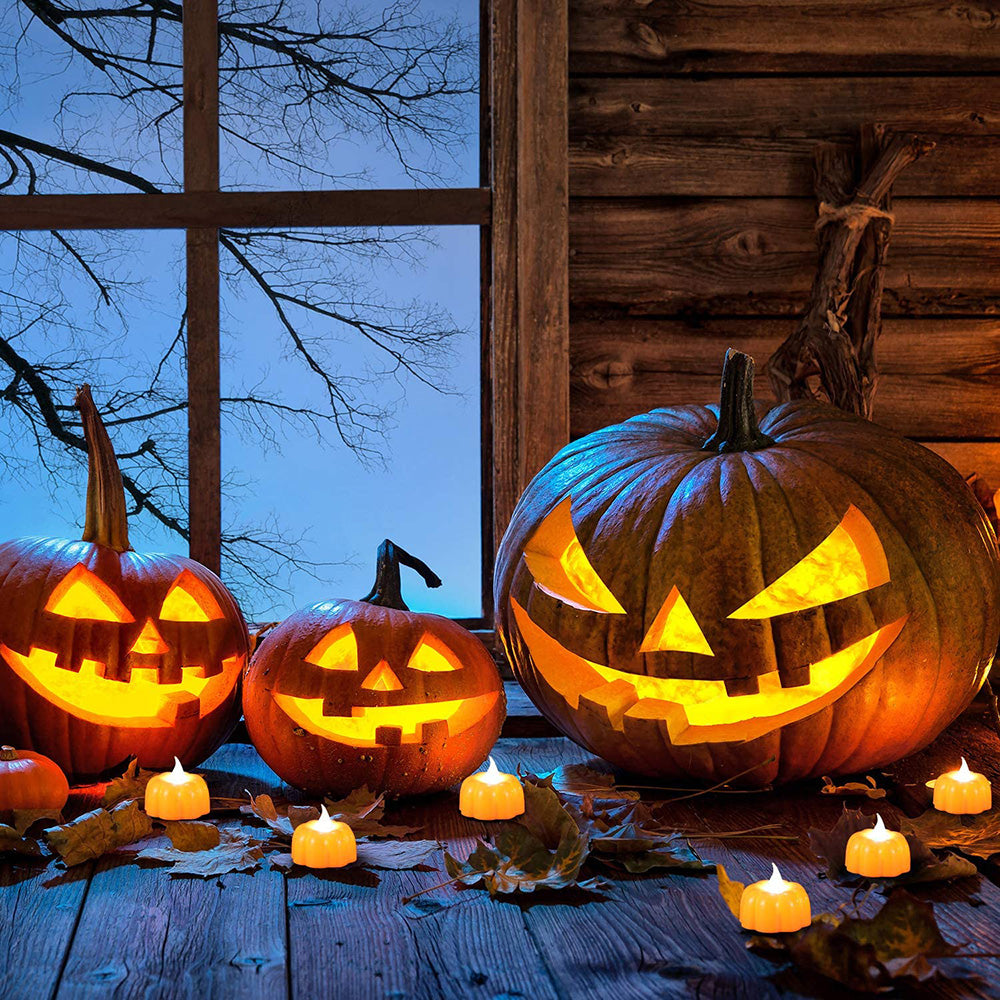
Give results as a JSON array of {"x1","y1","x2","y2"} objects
[
  {"x1": 459, "y1": 757, "x2": 525, "y2": 820},
  {"x1": 844, "y1": 814, "x2": 910, "y2": 878},
  {"x1": 739, "y1": 864, "x2": 811, "y2": 933},
  {"x1": 144, "y1": 757, "x2": 210, "y2": 820},
  {"x1": 932, "y1": 758, "x2": 992, "y2": 815},
  {"x1": 291, "y1": 805, "x2": 357, "y2": 868}
]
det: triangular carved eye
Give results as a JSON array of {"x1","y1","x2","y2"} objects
[
  {"x1": 640, "y1": 586, "x2": 713, "y2": 657},
  {"x1": 304, "y1": 624, "x2": 357, "y2": 670},
  {"x1": 46, "y1": 565, "x2": 135, "y2": 622},
  {"x1": 159, "y1": 570, "x2": 225, "y2": 622},
  {"x1": 729, "y1": 506, "x2": 889, "y2": 620},
  {"x1": 407, "y1": 633, "x2": 463, "y2": 672},
  {"x1": 523, "y1": 497, "x2": 625, "y2": 614}
]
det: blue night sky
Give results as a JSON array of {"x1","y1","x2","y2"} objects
[{"x1": 0, "y1": 1, "x2": 482, "y2": 622}]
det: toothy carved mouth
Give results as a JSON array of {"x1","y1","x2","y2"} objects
[
  {"x1": 510, "y1": 598, "x2": 907, "y2": 745},
  {"x1": 0, "y1": 644, "x2": 243, "y2": 728},
  {"x1": 273, "y1": 690, "x2": 500, "y2": 748}
]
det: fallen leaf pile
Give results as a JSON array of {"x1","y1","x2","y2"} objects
[
  {"x1": 809, "y1": 806, "x2": 977, "y2": 887},
  {"x1": 902, "y1": 808, "x2": 1000, "y2": 862},
  {"x1": 717, "y1": 867, "x2": 962, "y2": 992}
]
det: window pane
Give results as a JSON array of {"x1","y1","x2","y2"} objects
[
  {"x1": 221, "y1": 225, "x2": 482, "y2": 621},
  {"x1": 219, "y1": 0, "x2": 480, "y2": 191},
  {"x1": 0, "y1": 6, "x2": 182, "y2": 193},
  {"x1": 0, "y1": 229, "x2": 186, "y2": 551}
]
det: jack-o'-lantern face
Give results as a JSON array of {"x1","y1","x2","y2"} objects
[
  {"x1": 0, "y1": 561, "x2": 244, "y2": 729},
  {"x1": 270, "y1": 615, "x2": 500, "y2": 748},
  {"x1": 509, "y1": 498, "x2": 907, "y2": 746}
]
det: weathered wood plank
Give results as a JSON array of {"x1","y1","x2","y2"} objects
[
  {"x1": 569, "y1": 198, "x2": 1000, "y2": 315},
  {"x1": 0, "y1": 188, "x2": 492, "y2": 232},
  {"x1": 568, "y1": 0, "x2": 1000, "y2": 75},
  {"x1": 570, "y1": 77, "x2": 1000, "y2": 139},
  {"x1": 517, "y1": 0, "x2": 571, "y2": 489},
  {"x1": 55, "y1": 746, "x2": 287, "y2": 1000},
  {"x1": 569, "y1": 317, "x2": 1000, "y2": 439},
  {"x1": 0, "y1": 863, "x2": 90, "y2": 1000},
  {"x1": 571, "y1": 134, "x2": 1000, "y2": 198}
]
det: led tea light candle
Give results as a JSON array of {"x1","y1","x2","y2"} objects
[
  {"x1": 291, "y1": 805, "x2": 357, "y2": 868},
  {"x1": 932, "y1": 757, "x2": 992, "y2": 815},
  {"x1": 844, "y1": 813, "x2": 910, "y2": 878},
  {"x1": 144, "y1": 757, "x2": 210, "y2": 820},
  {"x1": 739, "y1": 864, "x2": 811, "y2": 933},
  {"x1": 459, "y1": 757, "x2": 525, "y2": 820}
]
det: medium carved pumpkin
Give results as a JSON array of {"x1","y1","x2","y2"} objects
[
  {"x1": 244, "y1": 541, "x2": 505, "y2": 796},
  {"x1": 0, "y1": 387, "x2": 249, "y2": 780},
  {"x1": 495, "y1": 351, "x2": 1000, "y2": 787}
]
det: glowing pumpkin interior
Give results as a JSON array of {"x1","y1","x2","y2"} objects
[
  {"x1": 273, "y1": 626, "x2": 501, "y2": 748},
  {"x1": 0, "y1": 564, "x2": 243, "y2": 728},
  {"x1": 512, "y1": 502, "x2": 905, "y2": 744}
]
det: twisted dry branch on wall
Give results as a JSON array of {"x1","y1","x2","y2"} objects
[{"x1": 767, "y1": 125, "x2": 935, "y2": 418}]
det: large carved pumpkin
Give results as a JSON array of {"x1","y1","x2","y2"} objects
[
  {"x1": 495, "y1": 351, "x2": 1000, "y2": 787},
  {"x1": 244, "y1": 541, "x2": 505, "y2": 796},
  {"x1": 0, "y1": 387, "x2": 248, "y2": 780}
]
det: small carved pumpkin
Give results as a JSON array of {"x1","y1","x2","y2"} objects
[
  {"x1": 0, "y1": 387, "x2": 249, "y2": 780},
  {"x1": 0, "y1": 745, "x2": 69, "y2": 816},
  {"x1": 495, "y1": 351, "x2": 1000, "y2": 787},
  {"x1": 244, "y1": 541, "x2": 505, "y2": 796}
]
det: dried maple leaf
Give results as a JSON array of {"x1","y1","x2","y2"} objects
[
  {"x1": 527, "y1": 761, "x2": 638, "y2": 803},
  {"x1": 324, "y1": 787, "x2": 421, "y2": 838},
  {"x1": 903, "y1": 809, "x2": 1000, "y2": 861},
  {"x1": 271, "y1": 839, "x2": 442, "y2": 872},
  {"x1": 752, "y1": 890, "x2": 959, "y2": 993},
  {"x1": 588, "y1": 822, "x2": 712, "y2": 873},
  {"x1": 820, "y1": 775, "x2": 886, "y2": 800},
  {"x1": 45, "y1": 801, "x2": 154, "y2": 866},
  {"x1": 241, "y1": 793, "x2": 314, "y2": 839},
  {"x1": 137, "y1": 829, "x2": 265, "y2": 878},
  {"x1": 162, "y1": 821, "x2": 221, "y2": 851},
  {"x1": 11, "y1": 808, "x2": 63, "y2": 836},
  {"x1": 809, "y1": 807, "x2": 974, "y2": 887},
  {"x1": 443, "y1": 782, "x2": 603, "y2": 895},
  {"x1": 715, "y1": 864, "x2": 745, "y2": 919},
  {"x1": 0, "y1": 823, "x2": 43, "y2": 858},
  {"x1": 101, "y1": 758, "x2": 157, "y2": 808}
]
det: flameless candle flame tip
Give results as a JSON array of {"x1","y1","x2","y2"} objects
[
  {"x1": 957, "y1": 757, "x2": 973, "y2": 781},
  {"x1": 315, "y1": 803, "x2": 335, "y2": 833},
  {"x1": 166, "y1": 756, "x2": 186, "y2": 784},
  {"x1": 482, "y1": 756, "x2": 503, "y2": 785},
  {"x1": 765, "y1": 862, "x2": 784, "y2": 892},
  {"x1": 871, "y1": 813, "x2": 890, "y2": 840}
]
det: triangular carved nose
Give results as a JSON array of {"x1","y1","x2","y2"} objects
[
  {"x1": 640, "y1": 586, "x2": 713, "y2": 657},
  {"x1": 129, "y1": 619, "x2": 170, "y2": 655},
  {"x1": 361, "y1": 660, "x2": 403, "y2": 691}
]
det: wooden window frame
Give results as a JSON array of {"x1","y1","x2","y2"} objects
[{"x1": 0, "y1": 0, "x2": 569, "y2": 627}]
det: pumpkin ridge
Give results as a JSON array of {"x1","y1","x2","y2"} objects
[{"x1": 766, "y1": 444, "x2": 945, "y2": 761}]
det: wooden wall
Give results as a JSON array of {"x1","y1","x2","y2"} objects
[{"x1": 567, "y1": 0, "x2": 1000, "y2": 481}]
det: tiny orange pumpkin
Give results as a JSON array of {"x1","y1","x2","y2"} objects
[{"x1": 0, "y1": 745, "x2": 69, "y2": 815}]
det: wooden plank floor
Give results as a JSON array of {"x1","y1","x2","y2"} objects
[{"x1": 4, "y1": 687, "x2": 1000, "y2": 999}]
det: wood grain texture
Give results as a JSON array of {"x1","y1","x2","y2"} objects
[
  {"x1": 0, "y1": 863, "x2": 90, "y2": 1000},
  {"x1": 571, "y1": 134, "x2": 1000, "y2": 198},
  {"x1": 55, "y1": 747, "x2": 287, "y2": 1000},
  {"x1": 569, "y1": 198, "x2": 1000, "y2": 315},
  {"x1": 570, "y1": 77, "x2": 1000, "y2": 139},
  {"x1": 516, "y1": 0, "x2": 571, "y2": 490},
  {"x1": 570, "y1": 318, "x2": 1000, "y2": 440},
  {"x1": 568, "y1": 0, "x2": 1000, "y2": 74}
]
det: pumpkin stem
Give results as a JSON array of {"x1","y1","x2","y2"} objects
[
  {"x1": 361, "y1": 540, "x2": 442, "y2": 611},
  {"x1": 77, "y1": 385, "x2": 132, "y2": 552},
  {"x1": 702, "y1": 349, "x2": 776, "y2": 454},
  {"x1": 0, "y1": 746, "x2": 16, "y2": 761}
]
